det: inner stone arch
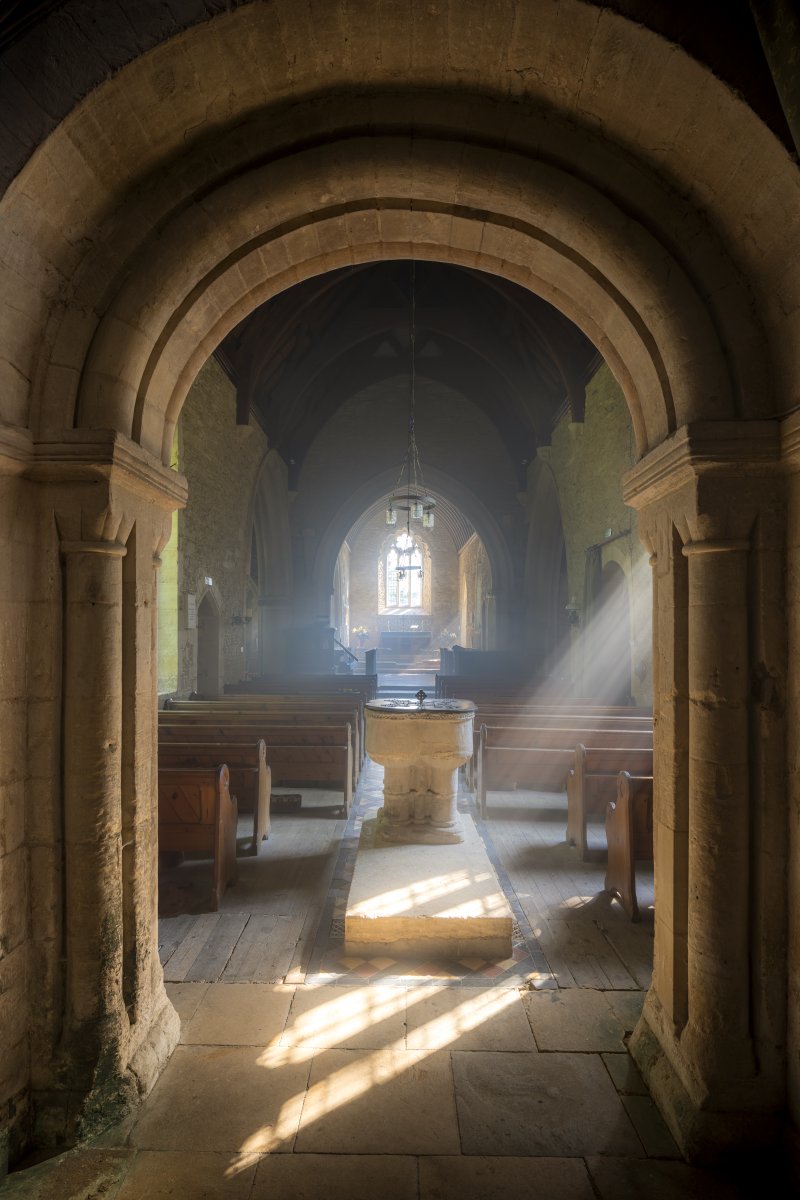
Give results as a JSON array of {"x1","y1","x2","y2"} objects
[{"x1": 61, "y1": 134, "x2": 743, "y2": 463}]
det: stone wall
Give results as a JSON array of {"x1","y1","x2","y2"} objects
[
  {"x1": 0, "y1": 474, "x2": 34, "y2": 1164},
  {"x1": 542, "y1": 363, "x2": 652, "y2": 704},
  {"x1": 171, "y1": 357, "x2": 268, "y2": 695}
]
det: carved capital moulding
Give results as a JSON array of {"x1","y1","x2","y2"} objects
[
  {"x1": 20, "y1": 429, "x2": 188, "y2": 549},
  {"x1": 0, "y1": 422, "x2": 34, "y2": 475},
  {"x1": 622, "y1": 420, "x2": 787, "y2": 547}
]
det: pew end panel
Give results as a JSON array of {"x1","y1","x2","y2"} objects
[
  {"x1": 157, "y1": 739, "x2": 271, "y2": 854},
  {"x1": 157, "y1": 764, "x2": 238, "y2": 911},
  {"x1": 567, "y1": 745, "x2": 654, "y2": 862},
  {"x1": 605, "y1": 772, "x2": 654, "y2": 921}
]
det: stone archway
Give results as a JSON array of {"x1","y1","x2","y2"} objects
[
  {"x1": 1, "y1": 0, "x2": 797, "y2": 1167},
  {"x1": 195, "y1": 590, "x2": 222, "y2": 699}
]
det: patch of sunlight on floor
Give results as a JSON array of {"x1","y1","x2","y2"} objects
[
  {"x1": 349, "y1": 868, "x2": 495, "y2": 917},
  {"x1": 280, "y1": 988, "x2": 407, "y2": 1051},
  {"x1": 241, "y1": 984, "x2": 520, "y2": 1153},
  {"x1": 562, "y1": 894, "x2": 598, "y2": 909}
]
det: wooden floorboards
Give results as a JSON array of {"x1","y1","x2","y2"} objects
[{"x1": 158, "y1": 780, "x2": 654, "y2": 990}]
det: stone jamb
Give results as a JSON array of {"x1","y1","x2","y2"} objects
[
  {"x1": 26, "y1": 434, "x2": 185, "y2": 1145},
  {"x1": 624, "y1": 419, "x2": 789, "y2": 1162},
  {"x1": 780, "y1": 408, "x2": 800, "y2": 1131}
]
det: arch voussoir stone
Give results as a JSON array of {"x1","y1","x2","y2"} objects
[{"x1": 70, "y1": 138, "x2": 733, "y2": 466}]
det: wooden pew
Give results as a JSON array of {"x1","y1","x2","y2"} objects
[
  {"x1": 605, "y1": 771, "x2": 654, "y2": 921},
  {"x1": 439, "y1": 678, "x2": 651, "y2": 718},
  {"x1": 224, "y1": 672, "x2": 378, "y2": 705},
  {"x1": 476, "y1": 725, "x2": 653, "y2": 817},
  {"x1": 158, "y1": 716, "x2": 353, "y2": 817},
  {"x1": 566, "y1": 745, "x2": 654, "y2": 862},
  {"x1": 158, "y1": 739, "x2": 270, "y2": 854},
  {"x1": 157, "y1": 764, "x2": 238, "y2": 911},
  {"x1": 161, "y1": 696, "x2": 362, "y2": 777},
  {"x1": 467, "y1": 709, "x2": 654, "y2": 788},
  {"x1": 164, "y1": 695, "x2": 365, "y2": 777}
]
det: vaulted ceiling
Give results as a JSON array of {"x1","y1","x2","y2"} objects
[{"x1": 217, "y1": 261, "x2": 600, "y2": 486}]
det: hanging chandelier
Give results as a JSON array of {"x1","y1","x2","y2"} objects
[
  {"x1": 386, "y1": 260, "x2": 435, "y2": 532},
  {"x1": 393, "y1": 530, "x2": 421, "y2": 581}
]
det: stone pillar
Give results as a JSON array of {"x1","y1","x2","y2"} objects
[
  {"x1": 622, "y1": 422, "x2": 787, "y2": 1162},
  {"x1": 37, "y1": 434, "x2": 187, "y2": 1143},
  {"x1": 61, "y1": 538, "x2": 129, "y2": 1087},
  {"x1": 789, "y1": 468, "x2": 800, "y2": 1128},
  {"x1": 680, "y1": 537, "x2": 754, "y2": 1084},
  {"x1": 648, "y1": 516, "x2": 689, "y2": 1033}
]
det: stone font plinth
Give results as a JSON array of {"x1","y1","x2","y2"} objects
[
  {"x1": 364, "y1": 697, "x2": 476, "y2": 845},
  {"x1": 346, "y1": 696, "x2": 513, "y2": 960}
]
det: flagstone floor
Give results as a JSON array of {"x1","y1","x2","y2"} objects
[{"x1": 5, "y1": 761, "x2": 788, "y2": 1199}]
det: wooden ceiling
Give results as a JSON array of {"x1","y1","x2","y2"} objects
[{"x1": 218, "y1": 261, "x2": 600, "y2": 484}]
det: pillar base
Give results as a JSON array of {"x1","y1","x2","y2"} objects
[
  {"x1": 629, "y1": 1006, "x2": 786, "y2": 1165},
  {"x1": 345, "y1": 811, "x2": 513, "y2": 960},
  {"x1": 32, "y1": 993, "x2": 180, "y2": 1150}
]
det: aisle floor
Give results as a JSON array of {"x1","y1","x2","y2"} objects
[{"x1": 6, "y1": 761, "x2": 786, "y2": 1199}]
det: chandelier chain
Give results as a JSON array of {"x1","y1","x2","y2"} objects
[{"x1": 386, "y1": 258, "x2": 435, "y2": 533}]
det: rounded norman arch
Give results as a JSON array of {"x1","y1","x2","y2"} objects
[
  {"x1": 1, "y1": 0, "x2": 797, "y2": 1170},
  {"x1": 75, "y1": 136, "x2": 731, "y2": 462},
  {"x1": 1, "y1": 2, "x2": 792, "y2": 456}
]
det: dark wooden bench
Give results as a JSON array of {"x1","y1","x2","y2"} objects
[
  {"x1": 158, "y1": 738, "x2": 270, "y2": 854},
  {"x1": 159, "y1": 715, "x2": 353, "y2": 816},
  {"x1": 164, "y1": 695, "x2": 365, "y2": 778},
  {"x1": 157, "y1": 764, "x2": 238, "y2": 911},
  {"x1": 474, "y1": 720, "x2": 652, "y2": 816},
  {"x1": 476, "y1": 724, "x2": 653, "y2": 817},
  {"x1": 223, "y1": 675, "x2": 377, "y2": 744},
  {"x1": 160, "y1": 702, "x2": 361, "y2": 780},
  {"x1": 567, "y1": 745, "x2": 654, "y2": 861},
  {"x1": 605, "y1": 771, "x2": 654, "y2": 921},
  {"x1": 225, "y1": 672, "x2": 378, "y2": 699},
  {"x1": 468, "y1": 709, "x2": 652, "y2": 779}
]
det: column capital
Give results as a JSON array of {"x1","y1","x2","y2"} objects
[
  {"x1": 624, "y1": 424, "x2": 783, "y2": 551},
  {"x1": 682, "y1": 538, "x2": 750, "y2": 557},
  {"x1": 60, "y1": 539, "x2": 128, "y2": 558},
  {"x1": 780, "y1": 408, "x2": 800, "y2": 469},
  {"x1": 33, "y1": 432, "x2": 186, "y2": 547},
  {"x1": 0, "y1": 422, "x2": 33, "y2": 476},
  {"x1": 29, "y1": 429, "x2": 188, "y2": 512},
  {"x1": 622, "y1": 421, "x2": 780, "y2": 512}
]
